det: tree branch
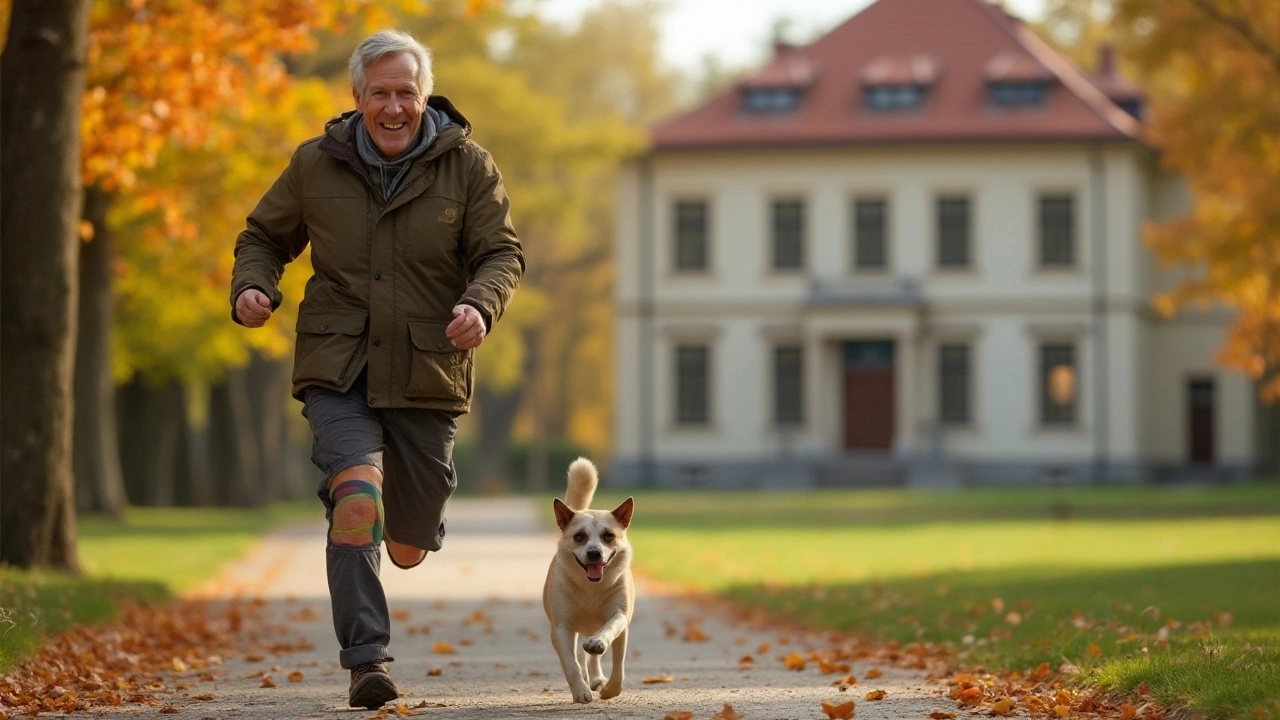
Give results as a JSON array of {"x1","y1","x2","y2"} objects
[{"x1": 1186, "y1": 0, "x2": 1280, "y2": 75}]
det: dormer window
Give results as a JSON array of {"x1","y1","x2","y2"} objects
[
  {"x1": 861, "y1": 54, "x2": 938, "y2": 113},
  {"x1": 866, "y1": 84, "x2": 927, "y2": 111},
  {"x1": 988, "y1": 80, "x2": 1048, "y2": 107},
  {"x1": 743, "y1": 87, "x2": 804, "y2": 114},
  {"x1": 738, "y1": 50, "x2": 818, "y2": 115},
  {"x1": 985, "y1": 51, "x2": 1053, "y2": 109}
]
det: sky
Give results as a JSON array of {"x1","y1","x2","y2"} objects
[{"x1": 522, "y1": 0, "x2": 1047, "y2": 74}]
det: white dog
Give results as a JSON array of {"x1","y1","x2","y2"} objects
[{"x1": 542, "y1": 457, "x2": 635, "y2": 703}]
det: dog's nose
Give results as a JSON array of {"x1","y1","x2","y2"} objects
[{"x1": 586, "y1": 548, "x2": 602, "y2": 562}]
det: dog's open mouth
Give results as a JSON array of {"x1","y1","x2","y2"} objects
[{"x1": 578, "y1": 558, "x2": 605, "y2": 583}]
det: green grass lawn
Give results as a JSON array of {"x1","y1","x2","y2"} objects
[
  {"x1": 597, "y1": 482, "x2": 1280, "y2": 720},
  {"x1": 0, "y1": 501, "x2": 315, "y2": 673}
]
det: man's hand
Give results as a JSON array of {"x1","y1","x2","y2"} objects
[
  {"x1": 235, "y1": 288, "x2": 274, "y2": 328},
  {"x1": 446, "y1": 304, "x2": 486, "y2": 350}
]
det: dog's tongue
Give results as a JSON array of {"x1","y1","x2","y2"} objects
[{"x1": 586, "y1": 563, "x2": 604, "y2": 581}]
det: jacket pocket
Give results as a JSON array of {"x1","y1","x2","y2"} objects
[
  {"x1": 293, "y1": 312, "x2": 368, "y2": 386},
  {"x1": 405, "y1": 321, "x2": 471, "y2": 402}
]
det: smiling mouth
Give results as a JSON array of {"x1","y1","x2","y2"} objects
[
  {"x1": 381, "y1": 122, "x2": 406, "y2": 130},
  {"x1": 576, "y1": 556, "x2": 606, "y2": 583}
]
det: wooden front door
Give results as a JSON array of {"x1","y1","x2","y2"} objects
[
  {"x1": 1188, "y1": 378, "x2": 1215, "y2": 465},
  {"x1": 843, "y1": 340, "x2": 895, "y2": 450}
]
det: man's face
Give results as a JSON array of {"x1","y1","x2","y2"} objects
[{"x1": 353, "y1": 53, "x2": 426, "y2": 160}]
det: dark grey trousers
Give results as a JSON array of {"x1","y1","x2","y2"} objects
[{"x1": 302, "y1": 370, "x2": 459, "y2": 669}]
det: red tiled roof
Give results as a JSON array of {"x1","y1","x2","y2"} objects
[{"x1": 651, "y1": 0, "x2": 1144, "y2": 150}]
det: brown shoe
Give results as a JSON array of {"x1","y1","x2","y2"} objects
[{"x1": 349, "y1": 661, "x2": 398, "y2": 709}]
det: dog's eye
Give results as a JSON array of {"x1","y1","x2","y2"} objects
[
  {"x1": 602, "y1": 532, "x2": 615, "y2": 543},
  {"x1": 573, "y1": 531, "x2": 587, "y2": 543}
]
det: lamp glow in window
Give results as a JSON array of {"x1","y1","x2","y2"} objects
[{"x1": 1048, "y1": 364, "x2": 1076, "y2": 406}]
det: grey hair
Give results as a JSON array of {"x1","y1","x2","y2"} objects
[{"x1": 349, "y1": 30, "x2": 433, "y2": 98}]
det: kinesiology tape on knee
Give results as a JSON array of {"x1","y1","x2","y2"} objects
[{"x1": 328, "y1": 479, "x2": 384, "y2": 548}]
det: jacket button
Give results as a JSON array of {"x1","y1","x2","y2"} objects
[
  {"x1": 319, "y1": 323, "x2": 328, "y2": 331},
  {"x1": 337, "y1": 375, "x2": 344, "y2": 383},
  {"x1": 373, "y1": 338, "x2": 381, "y2": 347},
  {"x1": 375, "y1": 271, "x2": 382, "y2": 280},
  {"x1": 436, "y1": 342, "x2": 445, "y2": 349}
]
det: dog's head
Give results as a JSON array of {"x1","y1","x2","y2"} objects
[{"x1": 552, "y1": 497, "x2": 634, "y2": 584}]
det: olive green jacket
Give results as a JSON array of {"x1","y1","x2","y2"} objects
[{"x1": 230, "y1": 96, "x2": 524, "y2": 412}]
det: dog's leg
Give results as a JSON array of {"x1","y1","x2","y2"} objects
[
  {"x1": 583, "y1": 611, "x2": 629, "y2": 655},
  {"x1": 552, "y1": 625, "x2": 593, "y2": 703},
  {"x1": 586, "y1": 648, "x2": 606, "y2": 690},
  {"x1": 599, "y1": 627, "x2": 627, "y2": 700}
]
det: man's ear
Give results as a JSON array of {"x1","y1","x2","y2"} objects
[
  {"x1": 553, "y1": 498, "x2": 575, "y2": 531},
  {"x1": 611, "y1": 497, "x2": 634, "y2": 529},
  {"x1": 351, "y1": 86, "x2": 361, "y2": 106}
]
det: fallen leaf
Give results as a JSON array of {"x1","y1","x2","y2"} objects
[
  {"x1": 866, "y1": 689, "x2": 888, "y2": 701},
  {"x1": 664, "y1": 712, "x2": 694, "y2": 720},
  {"x1": 1120, "y1": 702, "x2": 1137, "y2": 720},
  {"x1": 1137, "y1": 682, "x2": 1150, "y2": 696},
  {"x1": 191, "y1": 693, "x2": 214, "y2": 701},
  {"x1": 1032, "y1": 662, "x2": 1052, "y2": 681},
  {"x1": 865, "y1": 668, "x2": 882, "y2": 679},
  {"x1": 683, "y1": 624, "x2": 709, "y2": 642},
  {"x1": 261, "y1": 675, "x2": 276, "y2": 688},
  {"x1": 1054, "y1": 705, "x2": 1070, "y2": 716},
  {"x1": 288, "y1": 670, "x2": 304, "y2": 682},
  {"x1": 172, "y1": 658, "x2": 188, "y2": 672},
  {"x1": 161, "y1": 707, "x2": 180, "y2": 714},
  {"x1": 432, "y1": 642, "x2": 455, "y2": 654},
  {"x1": 960, "y1": 687, "x2": 985, "y2": 705},
  {"x1": 757, "y1": 642, "x2": 771, "y2": 654},
  {"x1": 990, "y1": 699, "x2": 1016, "y2": 716},
  {"x1": 643, "y1": 675, "x2": 675, "y2": 684},
  {"x1": 427, "y1": 667, "x2": 443, "y2": 676},
  {"x1": 823, "y1": 700, "x2": 856, "y2": 719},
  {"x1": 714, "y1": 703, "x2": 744, "y2": 720},
  {"x1": 784, "y1": 652, "x2": 806, "y2": 671},
  {"x1": 930, "y1": 711, "x2": 957, "y2": 719},
  {"x1": 1087, "y1": 644, "x2": 1102, "y2": 656}
]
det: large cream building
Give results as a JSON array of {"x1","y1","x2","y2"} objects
[{"x1": 611, "y1": 0, "x2": 1268, "y2": 488}]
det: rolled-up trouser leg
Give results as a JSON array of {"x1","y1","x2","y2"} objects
[{"x1": 327, "y1": 544, "x2": 391, "y2": 668}]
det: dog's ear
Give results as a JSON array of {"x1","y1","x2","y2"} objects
[
  {"x1": 553, "y1": 498, "x2": 576, "y2": 531},
  {"x1": 611, "y1": 497, "x2": 634, "y2": 529}
]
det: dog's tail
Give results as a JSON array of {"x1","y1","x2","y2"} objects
[{"x1": 565, "y1": 457, "x2": 598, "y2": 511}]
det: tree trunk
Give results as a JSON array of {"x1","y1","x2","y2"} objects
[
  {"x1": 522, "y1": 329, "x2": 550, "y2": 493},
  {"x1": 209, "y1": 367, "x2": 263, "y2": 507},
  {"x1": 117, "y1": 376, "x2": 183, "y2": 506},
  {"x1": 245, "y1": 353, "x2": 288, "y2": 503},
  {"x1": 180, "y1": 385, "x2": 216, "y2": 506},
  {"x1": 73, "y1": 186, "x2": 127, "y2": 516},
  {"x1": 474, "y1": 384, "x2": 522, "y2": 494},
  {"x1": 0, "y1": 0, "x2": 92, "y2": 570}
]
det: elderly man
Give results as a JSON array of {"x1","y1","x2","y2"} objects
[{"x1": 230, "y1": 30, "x2": 523, "y2": 708}]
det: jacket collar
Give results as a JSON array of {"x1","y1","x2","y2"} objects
[{"x1": 318, "y1": 95, "x2": 472, "y2": 174}]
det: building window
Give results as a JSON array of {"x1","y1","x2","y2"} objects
[
  {"x1": 865, "y1": 84, "x2": 927, "y2": 111},
  {"x1": 937, "y1": 195, "x2": 971, "y2": 268},
  {"x1": 773, "y1": 344, "x2": 804, "y2": 426},
  {"x1": 772, "y1": 199, "x2": 805, "y2": 270},
  {"x1": 989, "y1": 81, "x2": 1048, "y2": 107},
  {"x1": 674, "y1": 200, "x2": 709, "y2": 271},
  {"x1": 675, "y1": 344, "x2": 710, "y2": 426},
  {"x1": 1039, "y1": 193, "x2": 1074, "y2": 267},
  {"x1": 1040, "y1": 343, "x2": 1077, "y2": 425},
  {"x1": 743, "y1": 87, "x2": 803, "y2": 114},
  {"x1": 938, "y1": 343, "x2": 971, "y2": 425},
  {"x1": 853, "y1": 197, "x2": 887, "y2": 270}
]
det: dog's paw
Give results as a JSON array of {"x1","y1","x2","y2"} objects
[
  {"x1": 599, "y1": 679, "x2": 622, "y2": 700},
  {"x1": 570, "y1": 682, "x2": 594, "y2": 704},
  {"x1": 589, "y1": 674, "x2": 607, "y2": 690},
  {"x1": 583, "y1": 636, "x2": 607, "y2": 655}
]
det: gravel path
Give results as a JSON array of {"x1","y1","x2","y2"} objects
[{"x1": 119, "y1": 498, "x2": 957, "y2": 719}]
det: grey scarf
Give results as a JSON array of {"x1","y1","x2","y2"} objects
[{"x1": 349, "y1": 105, "x2": 452, "y2": 202}]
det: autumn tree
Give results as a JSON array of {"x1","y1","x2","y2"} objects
[
  {"x1": 1108, "y1": 0, "x2": 1280, "y2": 398},
  {"x1": 0, "y1": 0, "x2": 93, "y2": 569}
]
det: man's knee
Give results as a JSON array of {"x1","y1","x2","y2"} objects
[{"x1": 329, "y1": 478, "x2": 384, "y2": 548}]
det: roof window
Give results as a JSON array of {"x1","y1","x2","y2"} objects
[
  {"x1": 984, "y1": 51, "x2": 1053, "y2": 108},
  {"x1": 861, "y1": 54, "x2": 938, "y2": 112}
]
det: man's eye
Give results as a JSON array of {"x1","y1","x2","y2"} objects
[
  {"x1": 602, "y1": 532, "x2": 615, "y2": 543},
  {"x1": 573, "y1": 532, "x2": 587, "y2": 543}
]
